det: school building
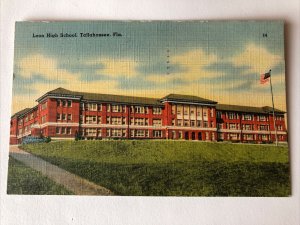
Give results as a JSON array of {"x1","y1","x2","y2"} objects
[{"x1": 10, "y1": 87, "x2": 287, "y2": 144}]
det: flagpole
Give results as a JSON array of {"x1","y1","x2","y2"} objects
[{"x1": 269, "y1": 70, "x2": 278, "y2": 146}]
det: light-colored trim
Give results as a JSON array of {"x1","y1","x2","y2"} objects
[
  {"x1": 17, "y1": 131, "x2": 32, "y2": 138},
  {"x1": 166, "y1": 126, "x2": 217, "y2": 131},
  {"x1": 218, "y1": 129, "x2": 286, "y2": 135},
  {"x1": 161, "y1": 100, "x2": 216, "y2": 106}
]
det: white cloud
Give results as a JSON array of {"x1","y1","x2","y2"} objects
[{"x1": 230, "y1": 43, "x2": 283, "y2": 75}]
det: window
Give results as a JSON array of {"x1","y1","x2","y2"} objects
[
  {"x1": 41, "y1": 115, "x2": 46, "y2": 124},
  {"x1": 171, "y1": 105, "x2": 176, "y2": 115},
  {"x1": 210, "y1": 109, "x2": 214, "y2": 118},
  {"x1": 259, "y1": 125, "x2": 269, "y2": 131},
  {"x1": 177, "y1": 119, "x2": 182, "y2": 126},
  {"x1": 24, "y1": 116, "x2": 28, "y2": 122},
  {"x1": 135, "y1": 130, "x2": 145, "y2": 137},
  {"x1": 56, "y1": 127, "x2": 60, "y2": 134},
  {"x1": 107, "y1": 104, "x2": 111, "y2": 112},
  {"x1": 87, "y1": 103, "x2": 97, "y2": 111},
  {"x1": 153, "y1": 107, "x2": 162, "y2": 115},
  {"x1": 57, "y1": 113, "x2": 61, "y2": 120},
  {"x1": 111, "y1": 117, "x2": 122, "y2": 125},
  {"x1": 133, "y1": 118, "x2": 147, "y2": 126},
  {"x1": 145, "y1": 107, "x2": 149, "y2": 114},
  {"x1": 67, "y1": 127, "x2": 72, "y2": 134},
  {"x1": 62, "y1": 114, "x2": 66, "y2": 120},
  {"x1": 98, "y1": 116, "x2": 102, "y2": 124},
  {"x1": 86, "y1": 115, "x2": 97, "y2": 124},
  {"x1": 261, "y1": 134, "x2": 268, "y2": 141},
  {"x1": 153, "y1": 119, "x2": 162, "y2": 126},
  {"x1": 205, "y1": 132, "x2": 209, "y2": 140},
  {"x1": 98, "y1": 104, "x2": 102, "y2": 111},
  {"x1": 18, "y1": 119, "x2": 23, "y2": 126},
  {"x1": 190, "y1": 106, "x2": 195, "y2": 116},
  {"x1": 80, "y1": 115, "x2": 84, "y2": 123},
  {"x1": 62, "y1": 100, "x2": 67, "y2": 107},
  {"x1": 29, "y1": 113, "x2": 34, "y2": 120},
  {"x1": 97, "y1": 129, "x2": 102, "y2": 137},
  {"x1": 243, "y1": 114, "x2": 252, "y2": 121},
  {"x1": 80, "y1": 103, "x2": 85, "y2": 110},
  {"x1": 197, "y1": 107, "x2": 202, "y2": 117},
  {"x1": 135, "y1": 106, "x2": 144, "y2": 114},
  {"x1": 177, "y1": 106, "x2": 182, "y2": 115},
  {"x1": 196, "y1": 120, "x2": 201, "y2": 127},
  {"x1": 111, "y1": 129, "x2": 122, "y2": 137},
  {"x1": 258, "y1": 115, "x2": 266, "y2": 121},
  {"x1": 67, "y1": 114, "x2": 72, "y2": 121},
  {"x1": 211, "y1": 132, "x2": 215, "y2": 140},
  {"x1": 62, "y1": 127, "x2": 67, "y2": 134},
  {"x1": 153, "y1": 130, "x2": 162, "y2": 138},
  {"x1": 243, "y1": 124, "x2": 253, "y2": 130},
  {"x1": 112, "y1": 105, "x2": 122, "y2": 112},
  {"x1": 229, "y1": 123, "x2": 236, "y2": 129},
  {"x1": 277, "y1": 125, "x2": 283, "y2": 131},
  {"x1": 203, "y1": 121, "x2": 208, "y2": 128},
  {"x1": 217, "y1": 123, "x2": 222, "y2": 129},
  {"x1": 183, "y1": 107, "x2": 188, "y2": 115},
  {"x1": 178, "y1": 131, "x2": 183, "y2": 139},
  {"x1": 67, "y1": 100, "x2": 72, "y2": 107},
  {"x1": 172, "y1": 119, "x2": 176, "y2": 126},
  {"x1": 172, "y1": 131, "x2": 176, "y2": 139},
  {"x1": 184, "y1": 120, "x2": 190, "y2": 127},
  {"x1": 216, "y1": 111, "x2": 222, "y2": 119},
  {"x1": 203, "y1": 111, "x2": 207, "y2": 117},
  {"x1": 243, "y1": 134, "x2": 254, "y2": 140},
  {"x1": 41, "y1": 101, "x2": 47, "y2": 110},
  {"x1": 57, "y1": 100, "x2": 61, "y2": 106},
  {"x1": 86, "y1": 128, "x2": 97, "y2": 136},
  {"x1": 229, "y1": 133, "x2": 238, "y2": 140},
  {"x1": 228, "y1": 112, "x2": 236, "y2": 120}
]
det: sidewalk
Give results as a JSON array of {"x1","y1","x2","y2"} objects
[{"x1": 9, "y1": 145, "x2": 114, "y2": 196}]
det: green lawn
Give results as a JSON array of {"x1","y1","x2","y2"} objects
[
  {"x1": 7, "y1": 157, "x2": 73, "y2": 195},
  {"x1": 21, "y1": 140, "x2": 290, "y2": 196}
]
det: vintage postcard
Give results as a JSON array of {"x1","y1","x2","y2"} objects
[{"x1": 8, "y1": 21, "x2": 289, "y2": 196}]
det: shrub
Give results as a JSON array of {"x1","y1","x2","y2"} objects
[{"x1": 21, "y1": 136, "x2": 48, "y2": 144}]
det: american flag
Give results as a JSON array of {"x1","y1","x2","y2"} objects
[{"x1": 260, "y1": 70, "x2": 271, "y2": 84}]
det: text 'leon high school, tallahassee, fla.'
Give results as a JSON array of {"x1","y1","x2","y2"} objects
[{"x1": 10, "y1": 87, "x2": 287, "y2": 145}]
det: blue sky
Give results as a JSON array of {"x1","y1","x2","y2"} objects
[{"x1": 12, "y1": 21, "x2": 286, "y2": 113}]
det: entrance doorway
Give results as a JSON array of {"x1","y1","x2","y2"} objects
[
  {"x1": 191, "y1": 132, "x2": 195, "y2": 140},
  {"x1": 198, "y1": 132, "x2": 202, "y2": 140},
  {"x1": 185, "y1": 132, "x2": 189, "y2": 140}
]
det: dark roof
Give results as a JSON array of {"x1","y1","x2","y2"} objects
[
  {"x1": 38, "y1": 87, "x2": 163, "y2": 106},
  {"x1": 11, "y1": 108, "x2": 32, "y2": 118},
  {"x1": 11, "y1": 105, "x2": 39, "y2": 118},
  {"x1": 216, "y1": 104, "x2": 285, "y2": 114},
  {"x1": 161, "y1": 94, "x2": 217, "y2": 105}
]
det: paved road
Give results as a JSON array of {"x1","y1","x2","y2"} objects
[{"x1": 9, "y1": 145, "x2": 114, "y2": 195}]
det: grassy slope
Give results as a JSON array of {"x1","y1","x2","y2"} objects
[
  {"x1": 7, "y1": 157, "x2": 73, "y2": 195},
  {"x1": 21, "y1": 140, "x2": 290, "y2": 196}
]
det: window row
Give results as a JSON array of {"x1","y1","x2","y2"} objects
[
  {"x1": 57, "y1": 99, "x2": 72, "y2": 107},
  {"x1": 79, "y1": 103, "x2": 163, "y2": 115},
  {"x1": 172, "y1": 105, "x2": 212, "y2": 117},
  {"x1": 56, "y1": 127, "x2": 72, "y2": 135},
  {"x1": 57, "y1": 113, "x2": 72, "y2": 121},
  {"x1": 172, "y1": 119, "x2": 211, "y2": 128},
  {"x1": 220, "y1": 123, "x2": 271, "y2": 131}
]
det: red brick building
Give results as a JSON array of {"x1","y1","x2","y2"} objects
[{"x1": 10, "y1": 87, "x2": 287, "y2": 144}]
